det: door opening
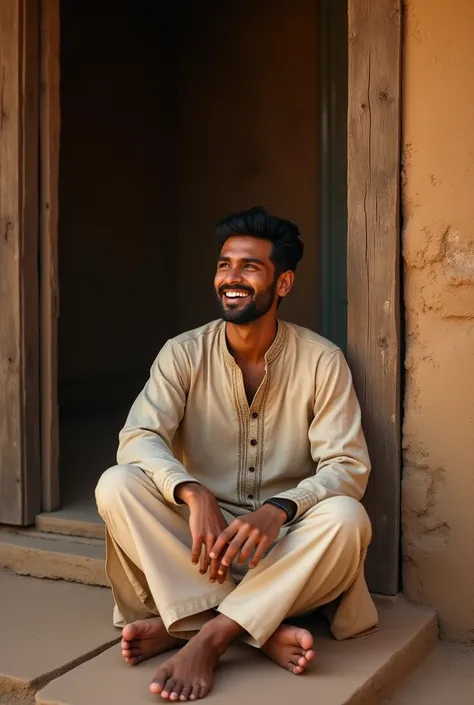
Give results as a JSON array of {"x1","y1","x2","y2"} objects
[{"x1": 50, "y1": 0, "x2": 321, "y2": 528}]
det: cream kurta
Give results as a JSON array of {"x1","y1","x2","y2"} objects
[
  {"x1": 117, "y1": 319, "x2": 370, "y2": 519},
  {"x1": 96, "y1": 319, "x2": 379, "y2": 646}
]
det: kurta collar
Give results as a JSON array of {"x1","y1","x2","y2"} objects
[{"x1": 219, "y1": 319, "x2": 287, "y2": 367}]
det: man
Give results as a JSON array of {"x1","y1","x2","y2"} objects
[{"x1": 96, "y1": 206, "x2": 378, "y2": 702}]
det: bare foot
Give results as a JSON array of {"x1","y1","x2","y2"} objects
[
  {"x1": 121, "y1": 618, "x2": 184, "y2": 665},
  {"x1": 262, "y1": 624, "x2": 316, "y2": 675},
  {"x1": 149, "y1": 621, "x2": 229, "y2": 701}
]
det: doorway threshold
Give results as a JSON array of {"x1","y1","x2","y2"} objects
[{"x1": 36, "y1": 504, "x2": 104, "y2": 540}]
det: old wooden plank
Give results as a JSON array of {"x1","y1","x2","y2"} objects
[
  {"x1": 39, "y1": 0, "x2": 60, "y2": 511},
  {"x1": 347, "y1": 0, "x2": 402, "y2": 594},
  {"x1": 0, "y1": 0, "x2": 41, "y2": 525}
]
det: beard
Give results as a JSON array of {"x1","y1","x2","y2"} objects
[{"x1": 216, "y1": 279, "x2": 277, "y2": 324}]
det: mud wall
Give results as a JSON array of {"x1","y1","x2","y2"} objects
[{"x1": 402, "y1": 0, "x2": 474, "y2": 639}]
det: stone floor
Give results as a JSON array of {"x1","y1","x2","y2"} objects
[
  {"x1": 384, "y1": 642, "x2": 474, "y2": 705},
  {"x1": 0, "y1": 571, "x2": 118, "y2": 699},
  {"x1": 0, "y1": 569, "x2": 438, "y2": 705}
]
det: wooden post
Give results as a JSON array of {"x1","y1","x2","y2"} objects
[
  {"x1": 347, "y1": 0, "x2": 402, "y2": 594},
  {"x1": 39, "y1": 0, "x2": 60, "y2": 511},
  {"x1": 0, "y1": 0, "x2": 41, "y2": 525}
]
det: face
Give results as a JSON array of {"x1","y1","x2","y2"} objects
[{"x1": 214, "y1": 236, "x2": 294, "y2": 324}]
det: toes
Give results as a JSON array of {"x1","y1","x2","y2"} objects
[
  {"x1": 169, "y1": 681, "x2": 184, "y2": 702},
  {"x1": 297, "y1": 629, "x2": 314, "y2": 652},
  {"x1": 150, "y1": 671, "x2": 168, "y2": 695},
  {"x1": 122, "y1": 622, "x2": 141, "y2": 641},
  {"x1": 199, "y1": 683, "x2": 210, "y2": 699},
  {"x1": 293, "y1": 665, "x2": 304, "y2": 675},
  {"x1": 305, "y1": 649, "x2": 316, "y2": 662},
  {"x1": 162, "y1": 678, "x2": 178, "y2": 700},
  {"x1": 123, "y1": 618, "x2": 158, "y2": 642},
  {"x1": 180, "y1": 685, "x2": 192, "y2": 701},
  {"x1": 190, "y1": 684, "x2": 201, "y2": 701}
]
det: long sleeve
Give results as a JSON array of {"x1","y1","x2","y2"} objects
[
  {"x1": 117, "y1": 339, "x2": 198, "y2": 504},
  {"x1": 272, "y1": 349, "x2": 371, "y2": 522}
]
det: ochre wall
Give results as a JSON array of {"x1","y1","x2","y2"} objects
[{"x1": 403, "y1": 0, "x2": 474, "y2": 639}]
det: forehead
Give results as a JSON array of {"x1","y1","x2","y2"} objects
[{"x1": 219, "y1": 235, "x2": 273, "y2": 263}]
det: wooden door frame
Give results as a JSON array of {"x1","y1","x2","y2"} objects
[
  {"x1": 1, "y1": 0, "x2": 402, "y2": 595},
  {"x1": 0, "y1": 0, "x2": 41, "y2": 525},
  {"x1": 39, "y1": 0, "x2": 60, "y2": 511},
  {"x1": 347, "y1": 0, "x2": 402, "y2": 595}
]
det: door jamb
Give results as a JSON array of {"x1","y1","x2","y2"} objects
[{"x1": 39, "y1": 0, "x2": 60, "y2": 512}]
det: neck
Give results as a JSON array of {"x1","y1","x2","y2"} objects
[{"x1": 225, "y1": 312, "x2": 278, "y2": 364}]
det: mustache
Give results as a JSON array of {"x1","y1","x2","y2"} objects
[{"x1": 218, "y1": 285, "x2": 255, "y2": 296}]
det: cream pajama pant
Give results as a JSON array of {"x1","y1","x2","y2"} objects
[{"x1": 95, "y1": 464, "x2": 379, "y2": 647}]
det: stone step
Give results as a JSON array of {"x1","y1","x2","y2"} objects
[
  {"x1": 383, "y1": 642, "x2": 474, "y2": 705},
  {"x1": 0, "y1": 527, "x2": 107, "y2": 587},
  {"x1": 36, "y1": 510, "x2": 105, "y2": 540},
  {"x1": 0, "y1": 569, "x2": 118, "y2": 700},
  {"x1": 35, "y1": 597, "x2": 438, "y2": 705}
]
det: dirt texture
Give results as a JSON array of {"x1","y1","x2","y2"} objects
[{"x1": 402, "y1": 0, "x2": 474, "y2": 640}]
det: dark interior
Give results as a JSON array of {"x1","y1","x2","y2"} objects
[{"x1": 57, "y1": 0, "x2": 320, "y2": 518}]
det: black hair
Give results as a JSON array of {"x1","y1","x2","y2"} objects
[{"x1": 215, "y1": 206, "x2": 304, "y2": 273}]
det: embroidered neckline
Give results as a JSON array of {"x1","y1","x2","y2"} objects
[{"x1": 219, "y1": 319, "x2": 287, "y2": 367}]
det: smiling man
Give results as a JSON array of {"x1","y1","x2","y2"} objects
[{"x1": 95, "y1": 206, "x2": 379, "y2": 701}]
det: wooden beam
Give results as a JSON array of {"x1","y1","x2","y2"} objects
[
  {"x1": 0, "y1": 0, "x2": 41, "y2": 525},
  {"x1": 347, "y1": 0, "x2": 402, "y2": 594},
  {"x1": 39, "y1": 0, "x2": 60, "y2": 511}
]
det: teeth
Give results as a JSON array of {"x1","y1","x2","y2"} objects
[{"x1": 224, "y1": 291, "x2": 249, "y2": 298}]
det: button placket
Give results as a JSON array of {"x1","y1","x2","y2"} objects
[{"x1": 246, "y1": 408, "x2": 260, "y2": 502}]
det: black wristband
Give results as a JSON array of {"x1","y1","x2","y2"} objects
[{"x1": 263, "y1": 498, "x2": 297, "y2": 523}]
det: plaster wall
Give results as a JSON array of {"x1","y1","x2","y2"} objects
[{"x1": 402, "y1": 0, "x2": 474, "y2": 640}]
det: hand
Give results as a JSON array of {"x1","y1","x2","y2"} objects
[
  {"x1": 209, "y1": 503, "x2": 287, "y2": 574},
  {"x1": 175, "y1": 482, "x2": 229, "y2": 584}
]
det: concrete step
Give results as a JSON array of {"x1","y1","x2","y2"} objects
[
  {"x1": 35, "y1": 597, "x2": 438, "y2": 705},
  {"x1": 0, "y1": 527, "x2": 107, "y2": 587},
  {"x1": 36, "y1": 510, "x2": 105, "y2": 540},
  {"x1": 383, "y1": 642, "x2": 474, "y2": 705},
  {"x1": 0, "y1": 569, "x2": 118, "y2": 700}
]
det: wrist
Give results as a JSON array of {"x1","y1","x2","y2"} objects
[
  {"x1": 263, "y1": 498, "x2": 297, "y2": 524},
  {"x1": 175, "y1": 482, "x2": 209, "y2": 505},
  {"x1": 260, "y1": 502, "x2": 287, "y2": 526}
]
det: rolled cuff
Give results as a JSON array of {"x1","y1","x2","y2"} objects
[
  {"x1": 143, "y1": 466, "x2": 201, "y2": 505},
  {"x1": 271, "y1": 487, "x2": 319, "y2": 523}
]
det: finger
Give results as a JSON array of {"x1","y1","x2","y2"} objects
[
  {"x1": 206, "y1": 536, "x2": 219, "y2": 581},
  {"x1": 200, "y1": 547, "x2": 211, "y2": 575},
  {"x1": 237, "y1": 531, "x2": 260, "y2": 564},
  {"x1": 248, "y1": 537, "x2": 269, "y2": 569},
  {"x1": 209, "y1": 556, "x2": 220, "y2": 582},
  {"x1": 217, "y1": 563, "x2": 228, "y2": 584},
  {"x1": 219, "y1": 528, "x2": 250, "y2": 571},
  {"x1": 199, "y1": 538, "x2": 212, "y2": 575},
  {"x1": 191, "y1": 534, "x2": 204, "y2": 565},
  {"x1": 209, "y1": 523, "x2": 240, "y2": 560}
]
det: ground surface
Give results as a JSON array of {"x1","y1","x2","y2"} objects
[
  {"x1": 0, "y1": 569, "x2": 437, "y2": 705},
  {"x1": 384, "y1": 642, "x2": 474, "y2": 705}
]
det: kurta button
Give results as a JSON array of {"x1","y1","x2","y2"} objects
[
  {"x1": 249, "y1": 466, "x2": 255, "y2": 473},
  {"x1": 248, "y1": 494, "x2": 254, "y2": 500},
  {"x1": 252, "y1": 412, "x2": 258, "y2": 419},
  {"x1": 250, "y1": 439, "x2": 257, "y2": 446}
]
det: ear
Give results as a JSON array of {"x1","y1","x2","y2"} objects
[{"x1": 276, "y1": 270, "x2": 295, "y2": 299}]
